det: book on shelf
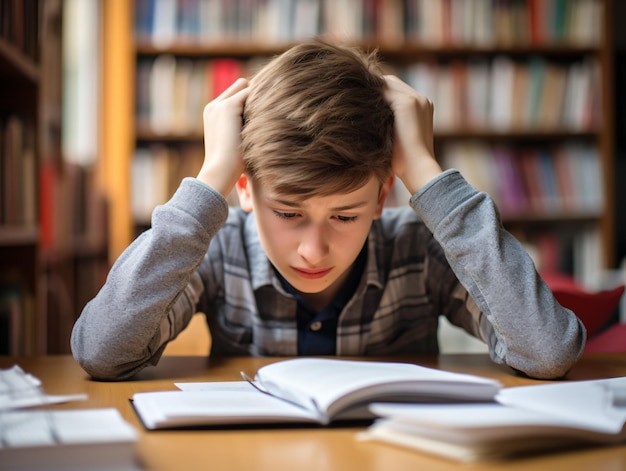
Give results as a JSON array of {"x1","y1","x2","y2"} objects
[
  {"x1": 211, "y1": 57, "x2": 243, "y2": 97},
  {"x1": 537, "y1": 63, "x2": 568, "y2": 129},
  {"x1": 401, "y1": 56, "x2": 599, "y2": 133},
  {"x1": 440, "y1": 141, "x2": 602, "y2": 218},
  {"x1": 491, "y1": 146, "x2": 527, "y2": 215},
  {"x1": 131, "y1": 144, "x2": 204, "y2": 225},
  {"x1": 149, "y1": 53, "x2": 177, "y2": 135},
  {"x1": 135, "y1": 52, "x2": 600, "y2": 138},
  {"x1": 38, "y1": 160, "x2": 108, "y2": 253},
  {"x1": 131, "y1": 146, "x2": 170, "y2": 225},
  {"x1": 489, "y1": 55, "x2": 515, "y2": 130},
  {"x1": 0, "y1": 115, "x2": 37, "y2": 228},
  {"x1": 137, "y1": 55, "x2": 247, "y2": 136},
  {"x1": 0, "y1": 0, "x2": 40, "y2": 59},
  {"x1": 134, "y1": 0, "x2": 601, "y2": 46},
  {"x1": 360, "y1": 376, "x2": 626, "y2": 462},
  {"x1": 510, "y1": 62, "x2": 530, "y2": 128},
  {"x1": 0, "y1": 283, "x2": 36, "y2": 357},
  {"x1": 131, "y1": 358, "x2": 501, "y2": 430}
]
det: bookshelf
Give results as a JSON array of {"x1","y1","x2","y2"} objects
[
  {"x1": 0, "y1": 0, "x2": 109, "y2": 355},
  {"x1": 0, "y1": 0, "x2": 43, "y2": 355},
  {"x1": 102, "y1": 0, "x2": 616, "y2": 283}
]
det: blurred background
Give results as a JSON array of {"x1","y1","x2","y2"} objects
[{"x1": 1, "y1": 0, "x2": 625, "y2": 356}]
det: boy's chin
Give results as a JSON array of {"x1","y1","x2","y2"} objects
[
  {"x1": 281, "y1": 274, "x2": 339, "y2": 297},
  {"x1": 285, "y1": 277, "x2": 332, "y2": 293}
]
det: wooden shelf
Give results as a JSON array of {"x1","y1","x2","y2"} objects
[
  {"x1": 41, "y1": 237, "x2": 108, "y2": 263},
  {"x1": 0, "y1": 37, "x2": 39, "y2": 82},
  {"x1": 0, "y1": 227, "x2": 39, "y2": 246},
  {"x1": 135, "y1": 128, "x2": 599, "y2": 143},
  {"x1": 135, "y1": 41, "x2": 600, "y2": 58},
  {"x1": 502, "y1": 212, "x2": 601, "y2": 226}
]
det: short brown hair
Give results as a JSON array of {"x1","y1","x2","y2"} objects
[{"x1": 241, "y1": 40, "x2": 394, "y2": 198}]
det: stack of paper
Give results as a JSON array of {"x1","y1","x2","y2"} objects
[
  {"x1": 0, "y1": 365, "x2": 88, "y2": 410},
  {"x1": 0, "y1": 365, "x2": 139, "y2": 471},
  {"x1": 360, "y1": 377, "x2": 626, "y2": 462}
]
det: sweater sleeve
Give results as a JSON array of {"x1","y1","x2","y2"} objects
[
  {"x1": 410, "y1": 169, "x2": 586, "y2": 379},
  {"x1": 71, "y1": 178, "x2": 228, "y2": 380}
]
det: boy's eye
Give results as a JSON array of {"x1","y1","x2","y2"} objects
[
  {"x1": 336, "y1": 215, "x2": 357, "y2": 223},
  {"x1": 273, "y1": 211, "x2": 298, "y2": 219}
]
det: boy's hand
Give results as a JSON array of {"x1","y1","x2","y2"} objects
[
  {"x1": 197, "y1": 78, "x2": 250, "y2": 197},
  {"x1": 383, "y1": 75, "x2": 442, "y2": 194}
]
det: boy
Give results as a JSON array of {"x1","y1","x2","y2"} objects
[{"x1": 71, "y1": 41, "x2": 585, "y2": 381}]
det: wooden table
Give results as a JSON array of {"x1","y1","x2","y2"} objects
[{"x1": 3, "y1": 353, "x2": 626, "y2": 471}]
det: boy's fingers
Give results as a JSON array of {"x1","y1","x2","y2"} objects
[
  {"x1": 203, "y1": 79, "x2": 250, "y2": 120},
  {"x1": 383, "y1": 75, "x2": 416, "y2": 94},
  {"x1": 215, "y1": 77, "x2": 249, "y2": 100},
  {"x1": 383, "y1": 75, "x2": 432, "y2": 107}
]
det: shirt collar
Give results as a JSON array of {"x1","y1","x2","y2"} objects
[{"x1": 363, "y1": 220, "x2": 385, "y2": 291}]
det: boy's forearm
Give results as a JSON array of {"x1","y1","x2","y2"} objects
[
  {"x1": 396, "y1": 155, "x2": 443, "y2": 195},
  {"x1": 71, "y1": 178, "x2": 228, "y2": 380},
  {"x1": 411, "y1": 170, "x2": 585, "y2": 379}
]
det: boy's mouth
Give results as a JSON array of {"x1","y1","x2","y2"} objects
[{"x1": 291, "y1": 267, "x2": 333, "y2": 279}]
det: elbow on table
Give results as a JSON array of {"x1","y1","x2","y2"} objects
[
  {"x1": 518, "y1": 354, "x2": 580, "y2": 380},
  {"x1": 71, "y1": 348, "x2": 126, "y2": 381},
  {"x1": 511, "y1": 326, "x2": 587, "y2": 380},
  {"x1": 70, "y1": 334, "x2": 149, "y2": 381}
]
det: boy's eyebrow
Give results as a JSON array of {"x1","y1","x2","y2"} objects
[
  {"x1": 269, "y1": 197, "x2": 369, "y2": 212},
  {"x1": 329, "y1": 201, "x2": 369, "y2": 211}
]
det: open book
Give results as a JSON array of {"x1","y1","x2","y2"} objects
[
  {"x1": 359, "y1": 376, "x2": 626, "y2": 462},
  {"x1": 131, "y1": 358, "x2": 501, "y2": 429}
]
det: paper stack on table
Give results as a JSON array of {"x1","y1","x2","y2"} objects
[
  {"x1": 0, "y1": 365, "x2": 140, "y2": 471},
  {"x1": 360, "y1": 376, "x2": 626, "y2": 462}
]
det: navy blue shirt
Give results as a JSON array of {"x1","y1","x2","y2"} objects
[{"x1": 277, "y1": 245, "x2": 368, "y2": 355}]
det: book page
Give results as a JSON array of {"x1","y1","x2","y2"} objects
[
  {"x1": 496, "y1": 377, "x2": 626, "y2": 434},
  {"x1": 132, "y1": 382, "x2": 319, "y2": 429},
  {"x1": 253, "y1": 358, "x2": 501, "y2": 420}
]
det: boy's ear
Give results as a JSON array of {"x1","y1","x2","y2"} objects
[
  {"x1": 236, "y1": 174, "x2": 254, "y2": 212},
  {"x1": 374, "y1": 174, "x2": 395, "y2": 219}
]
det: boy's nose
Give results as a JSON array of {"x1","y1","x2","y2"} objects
[{"x1": 297, "y1": 224, "x2": 330, "y2": 265}]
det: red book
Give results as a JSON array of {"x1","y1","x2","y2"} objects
[
  {"x1": 518, "y1": 150, "x2": 543, "y2": 213},
  {"x1": 528, "y1": 0, "x2": 542, "y2": 45},
  {"x1": 210, "y1": 59, "x2": 243, "y2": 99}
]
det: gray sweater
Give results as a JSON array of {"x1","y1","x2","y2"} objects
[{"x1": 71, "y1": 170, "x2": 585, "y2": 380}]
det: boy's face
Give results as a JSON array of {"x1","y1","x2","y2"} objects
[{"x1": 237, "y1": 174, "x2": 392, "y2": 309}]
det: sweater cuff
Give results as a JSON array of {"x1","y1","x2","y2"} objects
[
  {"x1": 168, "y1": 177, "x2": 229, "y2": 235},
  {"x1": 409, "y1": 169, "x2": 479, "y2": 229}
]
